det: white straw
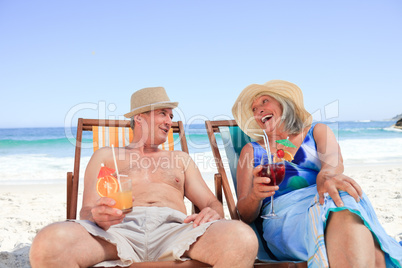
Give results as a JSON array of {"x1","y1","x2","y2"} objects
[
  {"x1": 255, "y1": 131, "x2": 272, "y2": 165},
  {"x1": 111, "y1": 145, "x2": 122, "y2": 189},
  {"x1": 263, "y1": 130, "x2": 272, "y2": 164}
]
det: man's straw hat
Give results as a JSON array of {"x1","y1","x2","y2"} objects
[
  {"x1": 232, "y1": 80, "x2": 312, "y2": 140},
  {"x1": 124, "y1": 87, "x2": 178, "y2": 118}
]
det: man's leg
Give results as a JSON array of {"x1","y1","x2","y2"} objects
[
  {"x1": 185, "y1": 220, "x2": 258, "y2": 268},
  {"x1": 30, "y1": 221, "x2": 119, "y2": 268},
  {"x1": 325, "y1": 209, "x2": 386, "y2": 268}
]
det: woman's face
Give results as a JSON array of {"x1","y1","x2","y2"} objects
[{"x1": 251, "y1": 95, "x2": 283, "y2": 132}]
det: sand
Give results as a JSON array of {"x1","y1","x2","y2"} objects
[{"x1": 1, "y1": 165, "x2": 401, "y2": 268}]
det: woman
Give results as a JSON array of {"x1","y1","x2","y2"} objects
[{"x1": 232, "y1": 80, "x2": 402, "y2": 267}]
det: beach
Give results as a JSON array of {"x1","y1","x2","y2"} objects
[{"x1": 1, "y1": 164, "x2": 402, "y2": 268}]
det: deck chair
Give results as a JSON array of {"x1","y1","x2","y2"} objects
[
  {"x1": 66, "y1": 118, "x2": 209, "y2": 268},
  {"x1": 205, "y1": 120, "x2": 307, "y2": 268}
]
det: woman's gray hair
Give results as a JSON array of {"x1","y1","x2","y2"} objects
[{"x1": 253, "y1": 92, "x2": 304, "y2": 134}]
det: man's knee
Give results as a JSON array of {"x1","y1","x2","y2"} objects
[
  {"x1": 237, "y1": 221, "x2": 258, "y2": 251},
  {"x1": 223, "y1": 220, "x2": 258, "y2": 255},
  {"x1": 30, "y1": 222, "x2": 78, "y2": 266}
]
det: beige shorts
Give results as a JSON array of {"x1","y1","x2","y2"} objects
[{"x1": 73, "y1": 206, "x2": 216, "y2": 267}]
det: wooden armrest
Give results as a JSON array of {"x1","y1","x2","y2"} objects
[
  {"x1": 214, "y1": 173, "x2": 223, "y2": 203},
  {"x1": 66, "y1": 172, "x2": 73, "y2": 219}
]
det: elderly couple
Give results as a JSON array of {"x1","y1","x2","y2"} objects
[{"x1": 30, "y1": 81, "x2": 401, "y2": 268}]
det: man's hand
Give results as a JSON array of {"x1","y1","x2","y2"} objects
[
  {"x1": 91, "y1": 197, "x2": 126, "y2": 230},
  {"x1": 183, "y1": 207, "x2": 222, "y2": 228},
  {"x1": 316, "y1": 172, "x2": 363, "y2": 207}
]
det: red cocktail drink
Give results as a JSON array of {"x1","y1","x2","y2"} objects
[{"x1": 259, "y1": 163, "x2": 285, "y2": 186}]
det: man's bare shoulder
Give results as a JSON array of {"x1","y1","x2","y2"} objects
[
  {"x1": 90, "y1": 146, "x2": 124, "y2": 162},
  {"x1": 92, "y1": 146, "x2": 114, "y2": 157},
  {"x1": 170, "y1": 150, "x2": 193, "y2": 161},
  {"x1": 170, "y1": 149, "x2": 189, "y2": 156},
  {"x1": 156, "y1": 149, "x2": 188, "y2": 156},
  {"x1": 158, "y1": 150, "x2": 194, "y2": 171}
]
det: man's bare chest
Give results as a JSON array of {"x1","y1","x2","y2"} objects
[{"x1": 111, "y1": 154, "x2": 185, "y2": 191}]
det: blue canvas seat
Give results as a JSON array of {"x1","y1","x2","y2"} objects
[{"x1": 205, "y1": 120, "x2": 307, "y2": 268}]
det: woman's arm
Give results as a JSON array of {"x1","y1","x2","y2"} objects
[
  {"x1": 313, "y1": 123, "x2": 363, "y2": 206},
  {"x1": 236, "y1": 143, "x2": 278, "y2": 223}
]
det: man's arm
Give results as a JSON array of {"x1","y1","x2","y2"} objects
[
  {"x1": 80, "y1": 147, "x2": 125, "y2": 230},
  {"x1": 180, "y1": 152, "x2": 224, "y2": 226}
]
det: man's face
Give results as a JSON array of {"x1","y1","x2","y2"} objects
[{"x1": 140, "y1": 108, "x2": 173, "y2": 145}]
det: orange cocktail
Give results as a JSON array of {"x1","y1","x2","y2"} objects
[
  {"x1": 108, "y1": 188, "x2": 133, "y2": 213},
  {"x1": 97, "y1": 174, "x2": 133, "y2": 213},
  {"x1": 108, "y1": 175, "x2": 132, "y2": 213}
]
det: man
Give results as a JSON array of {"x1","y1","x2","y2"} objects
[{"x1": 30, "y1": 87, "x2": 258, "y2": 267}]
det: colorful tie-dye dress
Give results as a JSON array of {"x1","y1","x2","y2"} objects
[{"x1": 252, "y1": 124, "x2": 402, "y2": 267}]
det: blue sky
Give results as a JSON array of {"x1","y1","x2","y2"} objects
[{"x1": 1, "y1": 0, "x2": 401, "y2": 128}]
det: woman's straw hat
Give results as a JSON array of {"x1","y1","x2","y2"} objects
[
  {"x1": 232, "y1": 80, "x2": 312, "y2": 140},
  {"x1": 124, "y1": 87, "x2": 178, "y2": 118}
]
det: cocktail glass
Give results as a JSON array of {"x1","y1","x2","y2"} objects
[
  {"x1": 107, "y1": 175, "x2": 133, "y2": 213},
  {"x1": 259, "y1": 154, "x2": 286, "y2": 219}
]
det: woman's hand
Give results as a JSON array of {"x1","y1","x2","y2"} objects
[
  {"x1": 316, "y1": 171, "x2": 363, "y2": 207},
  {"x1": 250, "y1": 165, "x2": 279, "y2": 201},
  {"x1": 236, "y1": 143, "x2": 278, "y2": 223},
  {"x1": 313, "y1": 124, "x2": 363, "y2": 207}
]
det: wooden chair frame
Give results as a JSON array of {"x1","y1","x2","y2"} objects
[{"x1": 205, "y1": 120, "x2": 307, "y2": 268}]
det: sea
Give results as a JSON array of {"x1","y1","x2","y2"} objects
[{"x1": 0, "y1": 121, "x2": 401, "y2": 185}]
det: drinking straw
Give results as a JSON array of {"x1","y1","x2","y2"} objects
[
  {"x1": 111, "y1": 145, "x2": 122, "y2": 189},
  {"x1": 263, "y1": 130, "x2": 272, "y2": 165},
  {"x1": 255, "y1": 130, "x2": 272, "y2": 165}
]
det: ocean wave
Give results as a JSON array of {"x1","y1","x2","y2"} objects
[
  {"x1": 334, "y1": 127, "x2": 392, "y2": 133},
  {"x1": 0, "y1": 154, "x2": 90, "y2": 184},
  {"x1": 339, "y1": 138, "x2": 402, "y2": 165},
  {"x1": 0, "y1": 151, "x2": 226, "y2": 185},
  {"x1": 0, "y1": 139, "x2": 79, "y2": 148},
  {"x1": 384, "y1": 127, "x2": 402, "y2": 133},
  {"x1": 0, "y1": 138, "x2": 92, "y2": 144}
]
